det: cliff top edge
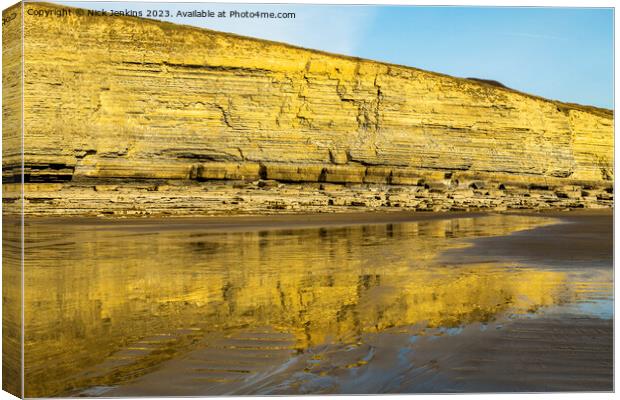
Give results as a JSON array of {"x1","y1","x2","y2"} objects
[{"x1": 14, "y1": 1, "x2": 614, "y2": 118}]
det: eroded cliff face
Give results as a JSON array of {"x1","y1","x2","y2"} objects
[{"x1": 5, "y1": 2, "x2": 615, "y2": 216}]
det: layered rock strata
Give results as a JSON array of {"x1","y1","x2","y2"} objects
[
  {"x1": 3, "y1": 2, "x2": 614, "y2": 217},
  {"x1": 2, "y1": 2, "x2": 23, "y2": 397}
]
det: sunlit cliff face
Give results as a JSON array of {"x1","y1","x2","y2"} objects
[
  {"x1": 16, "y1": 214, "x2": 608, "y2": 396},
  {"x1": 1, "y1": 3, "x2": 613, "y2": 218}
]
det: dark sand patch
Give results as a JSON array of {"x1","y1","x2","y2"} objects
[
  {"x1": 101, "y1": 316, "x2": 613, "y2": 395},
  {"x1": 444, "y1": 209, "x2": 613, "y2": 267},
  {"x1": 396, "y1": 316, "x2": 613, "y2": 393}
]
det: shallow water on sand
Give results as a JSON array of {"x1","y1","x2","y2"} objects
[{"x1": 19, "y1": 213, "x2": 612, "y2": 396}]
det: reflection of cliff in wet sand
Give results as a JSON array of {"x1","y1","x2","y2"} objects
[
  {"x1": 1, "y1": 1, "x2": 613, "y2": 396},
  {"x1": 20, "y1": 211, "x2": 612, "y2": 396}
]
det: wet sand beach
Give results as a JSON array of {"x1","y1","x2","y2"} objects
[
  {"x1": 444, "y1": 209, "x2": 613, "y2": 267},
  {"x1": 25, "y1": 210, "x2": 488, "y2": 232},
  {"x1": 18, "y1": 210, "x2": 613, "y2": 396}
]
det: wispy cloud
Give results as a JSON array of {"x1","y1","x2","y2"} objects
[
  {"x1": 499, "y1": 32, "x2": 565, "y2": 41},
  {"x1": 198, "y1": 5, "x2": 378, "y2": 56}
]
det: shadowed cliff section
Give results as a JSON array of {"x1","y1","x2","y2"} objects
[{"x1": 4, "y1": 2, "x2": 614, "y2": 216}]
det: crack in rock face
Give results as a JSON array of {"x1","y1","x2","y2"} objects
[{"x1": 3, "y1": 2, "x2": 614, "y2": 217}]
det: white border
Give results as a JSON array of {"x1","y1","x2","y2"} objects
[{"x1": 0, "y1": 1, "x2": 615, "y2": 400}]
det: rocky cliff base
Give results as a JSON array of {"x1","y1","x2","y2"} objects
[
  {"x1": 16, "y1": 166, "x2": 613, "y2": 217},
  {"x1": 2, "y1": 3, "x2": 614, "y2": 217}
]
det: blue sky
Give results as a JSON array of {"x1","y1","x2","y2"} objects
[{"x1": 59, "y1": 2, "x2": 614, "y2": 109}]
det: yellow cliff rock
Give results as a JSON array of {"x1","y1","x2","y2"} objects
[{"x1": 2, "y1": 2, "x2": 614, "y2": 216}]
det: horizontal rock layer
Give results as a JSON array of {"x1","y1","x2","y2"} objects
[{"x1": 3, "y1": 2, "x2": 615, "y2": 216}]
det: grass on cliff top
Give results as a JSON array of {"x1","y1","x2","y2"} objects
[{"x1": 465, "y1": 78, "x2": 612, "y2": 118}]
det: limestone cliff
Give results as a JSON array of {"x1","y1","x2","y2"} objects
[{"x1": 3, "y1": 2, "x2": 614, "y2": 216}]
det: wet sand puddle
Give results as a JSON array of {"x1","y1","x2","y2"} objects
[{"x1": 19, "y1": 213, "x2": 612, "y2": 396}]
